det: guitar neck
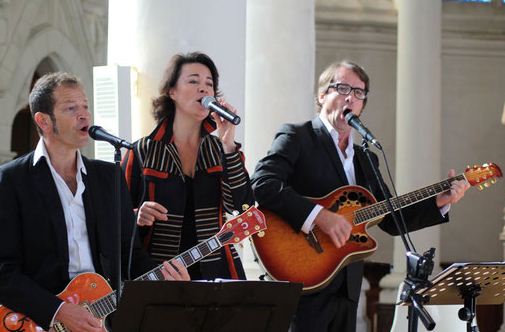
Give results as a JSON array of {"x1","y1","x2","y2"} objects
[
  {"x1": 86, "y1": 233, "x2": 228, "y2": 319},
  {"x1": 136, "y1": 234, "x2": 226, "y2": 281},
  {"x1": 354, "y1": 174, "x2": 466, "y2": 225}
]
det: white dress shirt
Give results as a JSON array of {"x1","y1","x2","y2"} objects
[{"x1": 33, "y1": 139, "x2": 95, "y2": 278}]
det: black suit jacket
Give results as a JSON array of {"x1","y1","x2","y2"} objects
[
  {"x1": 251, "y1": 117, "x2": 448, "y2": 301},
  {"x1": 0, "y1": 152, "x2": 155, "y2": 330}
]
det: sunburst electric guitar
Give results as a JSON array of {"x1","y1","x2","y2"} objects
[
  {"x1": 251, "y1": 163, "x2": 502, "y2": 293},
  {"x1": 0, "y1": 206, "x2": 266, "y2": 332}
]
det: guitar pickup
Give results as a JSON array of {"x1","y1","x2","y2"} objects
[{"x1": 306, "y1": 231, "x2": 323, "y2": 253}]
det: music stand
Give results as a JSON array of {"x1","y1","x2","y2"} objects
[
  {"x1": 402, "y1": 262, "x2": 505, "y2": 332},
  {"x1": 112, "y1": 280, "x2": 302, "y2": 332}
]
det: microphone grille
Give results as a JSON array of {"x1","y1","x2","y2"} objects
[
  {"x1": 88, "y1": 125, "x2": 99, "y2": 137},
  {"x1": 343, "y1": 109, "x2": 354, "y2": 122},
  {"x1": 201, "y1": 96, "x2": 216, "y2": 108}
]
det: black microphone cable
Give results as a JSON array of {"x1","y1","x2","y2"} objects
[{"x1": 126, "y1": 142, "x2": 148, "y2": 280}]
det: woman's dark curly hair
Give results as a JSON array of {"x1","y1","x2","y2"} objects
[{"x1": 152, "y1": 52, "x2": 222, "y2": 123}]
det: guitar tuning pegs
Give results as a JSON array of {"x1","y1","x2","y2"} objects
[
  {"x1": 484, "y1": 182, "x2": 491, "y2": 188},
  {"x1": 478, "y1": 184, "x2": 484, "y2": 191},
  {"x1": 257, "y1": 231, "x2": 265, "y2": 238},
  {"x1": 242, "y1": 204, "x2": 250, "y2": 211},
  {"x1": 491, "y1": 178, "x2": 497, "y2": 184}
]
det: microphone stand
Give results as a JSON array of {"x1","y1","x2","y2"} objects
[
  {"x1": 89, "y1": 126, "x2": 134, "y2": 305},
  {"x1": 360, "y1": 139, "x2": 435, "y2": 332},
  {"x1": 113, "y1": 146, "x2": 122, "y2": 305}
]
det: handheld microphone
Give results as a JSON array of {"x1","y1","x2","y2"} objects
[
  {"x1": 343, "y1": 109, "x2": 382, "y2": 150},
  {"x1": 201, "y1": 96, "x2": 241, "y2": 125},
  {"x1": 88, "y1": 125, "x2": 133, "y2": 149}
]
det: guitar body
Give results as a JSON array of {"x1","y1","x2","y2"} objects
[
  {"x1": 0, "y1": 272, "x2": 112, "y2": 332},
  {"x1": 252, "y1": 185, "x2": 381, "y2": 293}
]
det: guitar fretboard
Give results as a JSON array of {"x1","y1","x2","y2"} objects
[
  {"x1": 353, "y1": 174, "x2": 465, "y2": 225},
  {"x1": 84, "y1": 232, "x2": 232, "y2": 319}
]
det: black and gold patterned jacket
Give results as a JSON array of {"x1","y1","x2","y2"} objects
[{"x1": 122, "y1": 116, "x2": 255, "y2": 280}]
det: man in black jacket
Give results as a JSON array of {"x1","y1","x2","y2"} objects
[
  {"x1": 251, "y1": 61, "x2": 469, "y2": 332},
  {"x1": 0, "y1": 72, "x2": 189, "y2": 331}
]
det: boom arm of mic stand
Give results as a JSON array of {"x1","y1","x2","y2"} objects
[{"x1": 113, "y1": 147, "x2": 122, "y2": 304}]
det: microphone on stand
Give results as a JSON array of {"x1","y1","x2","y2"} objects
[
  {"x1": 201, "y1": 96, "x2": 241, "y2": 125},
  {"x1": 88, "y1": 125, "x2": 133, "y2": 149},
  {"x1": 87, "y1": 125, "x2": 133, "y2": 303},
  {"x1": 343, "y1": 109, "x2": 382, "y2": 150}
]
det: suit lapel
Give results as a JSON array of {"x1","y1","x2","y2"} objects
[
  {"x1": 29, "y1": 157, "x2": 70, "y2": 272},
  {"x1": 312, "y1": 117, "x2": 348, "y2": 185}
]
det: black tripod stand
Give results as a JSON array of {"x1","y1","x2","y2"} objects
[{"x1": 399, "y1": 249, "x2": 436, "y2": 331}]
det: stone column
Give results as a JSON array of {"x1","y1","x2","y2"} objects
[
  {"x1": 380, "y1": 0, "x2": 442, "y2": 304},
  {"x1": 243, "y1": 0, "x2": 315, "y2": 279},
  {"x1": 244, "y1": 0, "x2": 315, "y2": 172}
]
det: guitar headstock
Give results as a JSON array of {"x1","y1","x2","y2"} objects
[
  {"x1": 217, "y1": 206, "x2": 267, "y2": 245},
  {"x1": 465, "y1": 163, "x2": 503, "y2": 190}
]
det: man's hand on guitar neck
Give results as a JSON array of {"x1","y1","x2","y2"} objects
[
  {"x1": 314, "y1": 209, "x2": 352, "y2": 248},
  {"x1": 436, "y1": 169, "x2": 470, "y2": 208},
  {"x1": 55, "y1": 302, "x2": 105, "y2": 332}
]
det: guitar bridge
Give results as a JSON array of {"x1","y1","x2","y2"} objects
[{"x1": 306, "y1": 231, "x2": 323, "y2": 253}]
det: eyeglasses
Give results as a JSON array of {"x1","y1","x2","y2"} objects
[{"x1": 327, "y1": 83, "x2": 368, "y2": 100}]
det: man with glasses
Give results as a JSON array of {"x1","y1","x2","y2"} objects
[{"x1": 251, "y1": 60, "x2": 469, "y2": 331}]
